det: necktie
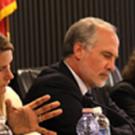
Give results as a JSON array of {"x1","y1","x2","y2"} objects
[
  {"x1": 83, "y1": 90, "x2": 96, "y2": 108},
  {"x1": 85, "y1": 89, "x2": 94, "y2": 100}
]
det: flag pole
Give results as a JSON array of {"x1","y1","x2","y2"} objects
[{"x1": 6, "y1": 17, "x2": 10, "y2": 40}]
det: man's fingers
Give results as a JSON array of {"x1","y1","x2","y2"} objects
[
  {"x1": 36, "y1": 126, "x2": 57, "y2": 135},
  {"x1": 38, "y1": 109, "x2": 63, "y2": 122},
  {"x1": 35, "y1": 101, "x2": 61, "y2": 115},
  {"x1": 27, "y1": 95, "x2": 51, "y2": 109}
]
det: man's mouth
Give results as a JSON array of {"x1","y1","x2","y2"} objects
[{"x1": 100, "y1": 73, "x2": 109, "y2": 80}]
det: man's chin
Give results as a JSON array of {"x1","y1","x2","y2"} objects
[{"x1": 96, "y1": 80, "x2": 107, "y2": 88}]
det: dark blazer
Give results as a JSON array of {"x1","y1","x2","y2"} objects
[
  {"x1": 111, "y1": 80, "x2": 135, "y2": 122},
  {"x1": 24, "y1": 61, "x2": 135, "y2": 135}
]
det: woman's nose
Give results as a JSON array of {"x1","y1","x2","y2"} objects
[{"x1": 6, "y1": 69, "x2": 14, "y2": 80}]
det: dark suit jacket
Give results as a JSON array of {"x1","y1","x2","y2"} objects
[
  {"x1": 111, "y1": 80, "x2": 135, "y2": 122},
  {"x1": 24, "y1": 61, "x2": 135, "y2": 135}
]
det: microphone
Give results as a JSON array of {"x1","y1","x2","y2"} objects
[{"x1": 82, "y1": 93, "x2": 135, "y2": 134}]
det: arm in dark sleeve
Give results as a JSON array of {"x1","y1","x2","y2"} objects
[
  {"x1": 107, "y1": 97, "x2": 135, "y2": 135},
  {"x1": 111, "y1": 82, "x2": 135, "y2": 121},
  {"x1": 93, "y1": 86, "x2": 135, "y2": 135}
]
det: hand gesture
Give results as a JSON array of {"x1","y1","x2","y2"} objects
[{"x1": 6, "y1": 95, "x2": 62, "y2": 135}]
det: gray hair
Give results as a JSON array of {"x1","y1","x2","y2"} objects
[{"x1": 63, "y1": 17, "x2": 116, "y2": 58}]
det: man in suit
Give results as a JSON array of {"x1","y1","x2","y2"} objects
[{"x1": 25, "y1": 17, "x2": 135, "y2": 135}]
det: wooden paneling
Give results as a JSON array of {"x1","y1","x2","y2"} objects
[{"x1": 10, "y1": 0, "x2": 135, "y2": 71}]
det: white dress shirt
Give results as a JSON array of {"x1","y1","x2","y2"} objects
[{"x1": 64, "y1": 61, "x2": 90, "y2": 95}]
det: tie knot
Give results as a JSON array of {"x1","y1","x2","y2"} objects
[
  {"x1": 83, "y1": 90, "x2": 96, "y2": 107},
  {"x1": 85, "y1": 89, "x2": 94, "y2": 100}
]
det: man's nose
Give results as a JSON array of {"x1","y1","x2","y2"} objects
[{"x1": 107, "y1": 59, "x2": 116, "y2": 72}]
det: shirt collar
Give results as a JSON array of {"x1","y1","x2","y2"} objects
[{"x1": 64, "y1": 61, "x2": 89, "y2": 95}]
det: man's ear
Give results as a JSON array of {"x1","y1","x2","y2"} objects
[{"x1": 73, "y1": 42, "x2": 84, "y2": 60}]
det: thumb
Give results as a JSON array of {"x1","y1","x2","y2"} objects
[{"x1": 5, "y1": 99, "x2": 14, "y2": 115}]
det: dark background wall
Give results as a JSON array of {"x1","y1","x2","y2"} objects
[{"x1": 10, "y1": 0, "x2": 135, "y2": 71}]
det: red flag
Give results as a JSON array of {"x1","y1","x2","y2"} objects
[{"x1": 0, "y1": 0, "x2": 17, "y2": 36}]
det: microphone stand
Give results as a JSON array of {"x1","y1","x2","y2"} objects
[{"x1": 83, "y1": 93, "x2": 135, "y2": 134}]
